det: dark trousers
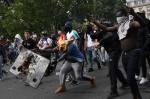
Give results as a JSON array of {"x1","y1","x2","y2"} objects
[
  {"x1": 138, "y1": 49, "x2": 150, "y2": 78},
  {"x1": 109, "y1": 53, "x2": 127, "y2": 93},
  {"x1": 122, "y1": 49, "x2": 140, "y2": 94}
]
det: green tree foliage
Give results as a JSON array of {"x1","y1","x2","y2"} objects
[
  {"x1": 93, "y1": 0, "x2": 126, "y2": 23},
  {"x1": 0, "y1": 0, "x2": 126, "y2": 40}
]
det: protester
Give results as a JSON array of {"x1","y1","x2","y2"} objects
[
  {"x1": 41, "y1": 38, "x2": 96, "y2": 94},
  {"x1": 89, "y1": 6, "x2": 146, "y2": 99},
  {"x1": 136, "y1": 11, "x2": 150, "y2": 84},
  {"x1": 31, "y1": 31, "x2": 39, "y2": 44},
  {"x1": 37, "y1": 31, "x2": 52, "y2": 76},
  {"x1": 84, "y1": 24, "x2": 101, "y2": 72},
  {"x1": 7, "y1": 40, "x2": 15, "y2": 64},
  {"x1": 22, "y1": 30, "x2": 37, "y2": 49},
  {"x1": 0, "y1": 43, "x2": 8, "y2": 81},
  {"x1": 14, "y1": 34, "x2": 23, "y2": 58},
  {"x1": 91, "y1": 21, "x2": 128, "y2": 99}
]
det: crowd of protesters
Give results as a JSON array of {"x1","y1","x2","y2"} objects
[{"x1": 0, "y1": 6, "x2": 150, "y2": 99}]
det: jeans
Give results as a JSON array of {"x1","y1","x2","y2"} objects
[
  {"x1": 87, "y1": 47, "x2": 100, "y2": 68},
  {"x1": 8, "y1": 52, "x2": 15, "y2": 62},
  {"x1": 122, "y1": 49, "x2": 140, "y2": 94},
  {"x1": 60, "y1": 61, "x2": 92, "y2": 86},
  {"x1": 109, "y1": 53, "x2": 127, "y2": 93},
  {"x1": 0, "y1": 55, "x2": 7, "y2": 78},
  {"x1": 137, "y1": 49, "x2": 150, "y2": 78}
]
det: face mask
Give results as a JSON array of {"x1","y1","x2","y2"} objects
[
  {"x1": 64, "y1": 27, "x2": 71, "y2": 33},
  {"x1": 116, "y1": 16, "x2": 128, "y2": 25},
  {"x1": 33, "y1": 35, "x2": 37, "y2": 38}
]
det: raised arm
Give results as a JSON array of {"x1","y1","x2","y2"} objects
[
  {"x1": 127, "y1": 7, "x2": 146, "y2": 28},
  {"x1": 89, "y1": 15, "x2": 117, "y2": 32}
]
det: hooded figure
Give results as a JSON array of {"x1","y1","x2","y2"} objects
[{"x1": 14, "y1": 34, "x2": 23, "y2": 56}]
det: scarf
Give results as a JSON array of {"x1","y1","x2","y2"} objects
[{"x1": 117, "y1": 15, "x2": 134, "y2": 40}]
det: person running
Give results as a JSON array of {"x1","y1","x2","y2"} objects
[{"x1": 40, "y1": 38, "x2": 96, "y2": 94}]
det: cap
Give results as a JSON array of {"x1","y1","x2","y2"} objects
[
  {"x1": 41, "y1": 31, "x2": 47, "y2": 35},
  {"x1": 65, "y1": 21, "x2": 72, "y2": 27}
]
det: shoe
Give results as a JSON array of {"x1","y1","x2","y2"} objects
[
  {"x1": 139, "y1": 77, "x2": 148, "y2": 84},
  {"x1": 24, "y1": 83, "x2": 29, "y2": 86},
  {"x1": 101, "y1": 62, "x2": 106, "y2": 66},
  {"x1": 3, "y1": 72, "x2": 8, "y2": 78},
  {"x1": 107, "y1": 92, "x2": 119, "y2": 99},
  {"x1": 88, "y1": 68, "x2": 94, "y2": 72},
  {"x1": 0, "y1": 78, "x2": 2, "y2": 81},
  {"x1": 119, "y1": 83, "x2": 129, "y2": 90},
  {"x1": 135, "y1": 75, "x2": 142, "y2": 81},
  {"x1": 66, "y1": 75, "x2": 72, "y2": 82},
  {"x1": 55, "y1": 85, "x2": 67, "y2": 94},
  {"x1": 91, "y1": 77, "x2": 96, "y2": 87},
  {"x1": 97, "y1": 63, "x2": 101, "y2": 70},
  {"x1": 69, "y1": 80, "x2": 79, "y2": 87}
]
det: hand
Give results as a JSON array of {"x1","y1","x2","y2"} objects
[
  {"x1": 51, "y1": 59, "x2": 57, "y2": 65},
  {"x1": 84, "y1": 47, "x2": 87, "y2": 51},
  {"x1": 89, "y1": 14, "x2": 95, "y2": 23},
  {"x1": 126, "y1": 6, "x2": 135, "y2": 15}
]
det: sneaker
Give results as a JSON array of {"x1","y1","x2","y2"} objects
[
  {"x1": 101, "y1": 62, "x2": 106, "y2": 66},
  {"x1": 107, "y1": 92, "x2": 119, "y2": 99},
  {"x1": 66, "y1": 75, "x2": 72, "y2": 82},
  {"x1": 139, "y1": 77, "x2": 148, "y2": 84},
  {"x1": 69, "y1": 80, "x2": 79, "y2": 87},
  {"x1": 0, "y1": 78, "x2": 2, "y2": 81},
  {"x1": 88, "y1": 68, "x2": 94, "y2": 72},
  {"x1": 135, "y1": 75, "x2": 142, "y2": 81}
]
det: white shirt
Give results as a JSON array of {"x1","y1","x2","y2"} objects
[
  {"x1": 38, "y1": 37, "x2": 52, "y2": 48},
  {"x1": 85, "y1": 34, "x2": 94, "y2": 47},
  {"x1": 66, "y1": 30, "x2": 80, "y2": 46}
]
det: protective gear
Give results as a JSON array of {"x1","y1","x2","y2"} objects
[
  {"x1": 15, "y1": 34, "x2": 21, "y2": 39},
  {"x1": 33, "y1": 35, "x2": 37, "y2": 38},
  {"x1": 64, "y1": 26, "x2": 72, "y2": 33},
  {"x1": 116, "y1": 16, "x2": 128, "y2": 25}
]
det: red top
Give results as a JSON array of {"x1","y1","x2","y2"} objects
[{"x1": 59, "y1": 34, "x2": 67, "y2": 40}]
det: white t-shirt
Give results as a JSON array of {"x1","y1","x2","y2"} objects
[
  {"x1": 66, "y1": 30, "x2": 80, "y2": 46},
  {"x1": 85, "y1": 34, "x2": 94, "y2": 47},
  {"x1": 38, "y1": 37, "x2": 52, "y2": 48}
]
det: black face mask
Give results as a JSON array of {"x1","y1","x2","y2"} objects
[{"x1": 64, "y1": 27, "x2": 72, "y2": 33}]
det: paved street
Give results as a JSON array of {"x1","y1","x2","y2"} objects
[{"x1": 0, "y1": 60, "x2": 150, "y2": 99}]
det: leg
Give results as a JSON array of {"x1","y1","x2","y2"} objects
[
  {"x1": 55, "y1": 61, "x2": 72, "y2": 94},
  {"x1": 0, "y1": 56, "x2": 3, "y2": 79},
  {"x1": 92, "y1": 49, "x2": 101, "y2": 70},
  {"x1": 87, "y1": 47, "x2": 93, "y2": 72},
  {"x1": 126, "y1": 49, "x2": 142, "y2": 98}
]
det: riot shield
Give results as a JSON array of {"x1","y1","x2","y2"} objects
[{"x1": 9, "y1": 48, "x2": 50, "y2": 88}]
